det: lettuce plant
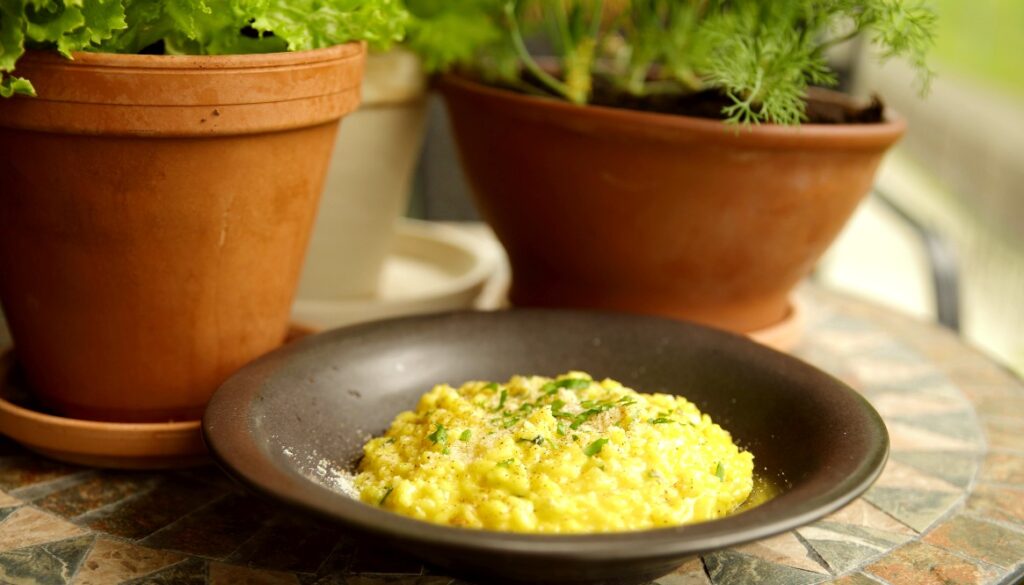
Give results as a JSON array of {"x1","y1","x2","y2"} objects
[
  {"x1": 0, "y1": 0, "x2": 408, "y2": 97},
  {"x1": 417, "y1": 0, "x2": 938, "y2": 125}
]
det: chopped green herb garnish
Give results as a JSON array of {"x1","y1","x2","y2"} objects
[
  {"x1": 484, "y1": 382, "x2": 499, "y2": 391},
  {"x1": 715, "y1": 461, "x2": 725, "y2": 481},
  {"x1": 572, "y1": 434, "x2": 580, "y2": 442},
  {"x1": 524, "y1": 435, "x2": 544, "y2": 446},
  {"x1": 584, "y1": 438, "x2": 609, "y2": 457},
  {"x1": 541, "y1": 382, "x2": 558, "y2": 395},
  {"x1": 385, "y1": 437, "x2": 396, "y2": 444},
  {"x1": 442, "y1": 446, "x2": 450, "y2": 455},
  {"x1": 494, "y1": 389, "x2": 508, "y2": 411},
  {"x1": 649, "y1": 417, "x2": 674, "y2": 425},
  {"x1": 555, "y1": 378, "x2": 591, "y2": 390},
  {"x1": 556, "y1": 419, "x2": 567, "y2": 436},
  {"x1": 459, "y1": 429, "x2": 472, "y2": 442},
  {"x1": 497, "y1": 458, "x2": 514, "y2": 468},
  {"x1": 500, "y1": 414, "x2": 521, "y2": 429},
  {"x1": 550, "y1": 399, "x2": 566, "y2": 415},
  {"x1": 379, "y1": 486, "x2": 394, "y2": 505},
  {"x1": 427, "y1": 423, "x2": 448, "y2": 445}
]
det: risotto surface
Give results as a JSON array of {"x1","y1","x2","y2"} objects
[{"x1": 354, "y1": 372, "x2": 755, "y2": 533}]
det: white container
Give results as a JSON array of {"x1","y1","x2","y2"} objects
[{"x1": 298, "y1": 49, "x2": 430, "y2": 300}]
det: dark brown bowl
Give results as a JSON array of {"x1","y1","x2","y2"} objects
[{"x1": 203, "y1": 310, "x2": 888, "y2": 585}]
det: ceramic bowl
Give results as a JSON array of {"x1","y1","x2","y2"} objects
[{"x1": 203, "y1": 310, "x2": 888, "y2": 585}]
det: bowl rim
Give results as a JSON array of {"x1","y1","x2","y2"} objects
[{"x1": 203, "y1": 308, "x2": 889, "y2": 562}]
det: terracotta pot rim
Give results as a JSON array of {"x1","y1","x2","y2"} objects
[
  {"x1": 19, "y1": 42, "x2": 365, "y2": 71},
  {"x1": 4, "y1": 44, "x2": 367, "y2": 135},
  {"x1": 439, "y1": 73, "x2": 907, "y2": 147}
]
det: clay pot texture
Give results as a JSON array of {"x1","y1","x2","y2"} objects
[
  {"x1": 0, "y1": 45, "x2": 365, "y2": 422},
  {"x1": 439, "y1": 75, "x2": 906, "y2": 333}
]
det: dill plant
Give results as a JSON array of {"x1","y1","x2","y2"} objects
[{"x1": 415, "y1": 0, "x2": 938, "y2": 124}]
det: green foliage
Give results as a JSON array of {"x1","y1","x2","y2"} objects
[
  {"x1": 0, "y1": 0, "x2": 408, "y2": 97},
  {"x1": 420, "y1": 0, "x2": 937, "y2": 125},
  {"x1": 402, "y1": 0, "x2": 504, "y2": 72}
]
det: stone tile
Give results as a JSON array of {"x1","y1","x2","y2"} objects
[
  {"x1": 966, "y1": 485, "x2": 1024, "y2": 526},
  {"x1": 886, "y1": 413, "x2": 984, "y2": 445},
  {"x1": 886, "y1": 422, "x2": 980, "y2": 453},
  {"x1": 873, "y1": 461, "x2": 962, "y2": 494},
  {"x1": 865, "y1": 541, "x2": 1001, "y2": 585},
  {"x1": 340, "y1": 577, "x2": 422, "y2": 585},
  {"x1": 956, "y1": 384, "x2": 1015, "y2": 402},
  {"x1": 0, "y1": 506, "x2": 87, "y2": 552},
  {"x1": 0, "y1": 506, "x2": 17, "y2": 523},
  {"x1": 863, "y1": 487, "x2": 962, "y2": 533},
  {"x1": 8, "y1": 472, "x2": 97, "y2": 504},
  {"x1": 227, "y1": 514, "x2": 345, "y2": 573},
  {"x1": 307, "y1": 537, "x2": 357, "y2": 580},
  {"x1": 80, "y1": 477, "x2": 227, "y2": 540},
  {"x1": 171, "y1": 469, "x2": 239, "y2": 492},
  {"x1": 416, "y1": 578, "x2": 457, "y2": 585},
  {"x1": 72, "y1": 537, "x2": 185, "y2": 585},
  {"x1": 798, "y1": 521, "x2": 913, "y2": 574},
  {"x1": 890, "y1": 452, "x2": 978, "y2": 489},
  {"x1": 980, "y1": 453, "x2": 1024, "y2": 486},
  {"x1": 973, "y1": 395, "x2": 1024, "y2": 420},
  {"x1": 822, "y1": 499, "x2": 916, "y2": 536},
  {"x1": 847, "y1": 352, "x2": 941, "y2": 389},
  {"x1": 35, "y1": 473, "x2": 158, "y2": 519},
  {"x1": 924, "y1": 514, "x2": 1024, "y2": 569},
  {"x1": 655, "y1": 558, "x2": 711, "y2": 585},
  {"x1": 870, "y1": 392, "x2": 969, "y2": 418},
  {"x1": 0, "y1": 457, "x2": 84, "y2": 493},
  {"x1": 942, "y1": 362, "x2": 1021, "y2": 388},
  {"x1": 348, "y1": 545, "x2": 424, "y2": 575},
  {"x1": 0, "y1": 534, "x2": 93, "y2": 585},
  {"x1": 704, "y1": 550, "x2": 826, "y2": 585},
  {"x1": 121, "y1": 557, "x2": 208, "y2": 585},
  {"x1": 732, "y1": 531, "x2": 828, "y2": 574},
  {"x1": 208, "y1": 561, "x2": 301, "y2": 585},
  {"x1": 0, "y1": 490, "x2": 20, "y2": 507},
  {"x1": 811, "y1": 329, "x2": 890, "y2": 355},
  {"x1": 811, "y1": 311, "x2": 876, "y2": 333},
  {"x1": 828, "y1": 574, "x2": 884, "y2": 585},
  {"x1": 141, "y1": 492, "x2": 273, "y2": 559},
  {"x1": 982, "y1": 417, "x2": 1024, "y2": 452}
]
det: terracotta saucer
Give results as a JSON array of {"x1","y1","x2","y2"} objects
[
  {"x1": 0, "y1": 324, "x2": 316, "y2": 470},
  {"x1": 747, "y1": 297, "x2": 805, "y2": 352}
]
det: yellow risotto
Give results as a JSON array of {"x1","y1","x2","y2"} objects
[{"x1": 354, "y1": 372, "x2": 755, "y2": 533}]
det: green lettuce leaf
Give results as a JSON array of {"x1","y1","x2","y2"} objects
[
  {"x1": 0, "y1": 73, "x2": 33, "y2": 95},
  {"x1": 2, "y1": 0, "x2": 409, "y2": 97}
]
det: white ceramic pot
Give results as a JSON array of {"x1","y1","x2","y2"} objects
[{"x1": 298, "y1": 49, "x2": 430, "y2": 300}]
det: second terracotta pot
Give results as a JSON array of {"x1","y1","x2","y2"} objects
[
  {"x1": 440, "y1": 75, "x2": 905, "y2": 333},
  {"x1": 0, "y1": 45, "x2": 365, "y2": 422}
]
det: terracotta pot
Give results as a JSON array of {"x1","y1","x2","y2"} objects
[
  {"x1": 298, "y1": 48, "x2": 429, "y2": 300},
  {"x1": 0, "y1": 45, "x2": 365, "y2": 422},
  {"x1": 439, "y1": 75, "x2": 906, "y2": 332}
]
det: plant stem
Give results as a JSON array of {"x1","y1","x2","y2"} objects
[{"x1": 504, "y1": 1, "x2": 575, "y2": 102}]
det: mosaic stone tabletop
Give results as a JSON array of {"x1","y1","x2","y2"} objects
[{"x1": 0, "y1": 287, "x2": 1022, "y2": 585}]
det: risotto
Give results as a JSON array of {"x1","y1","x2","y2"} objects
[{"x1": 354, "y1": 372, "x2": 756, "y2": 533}]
